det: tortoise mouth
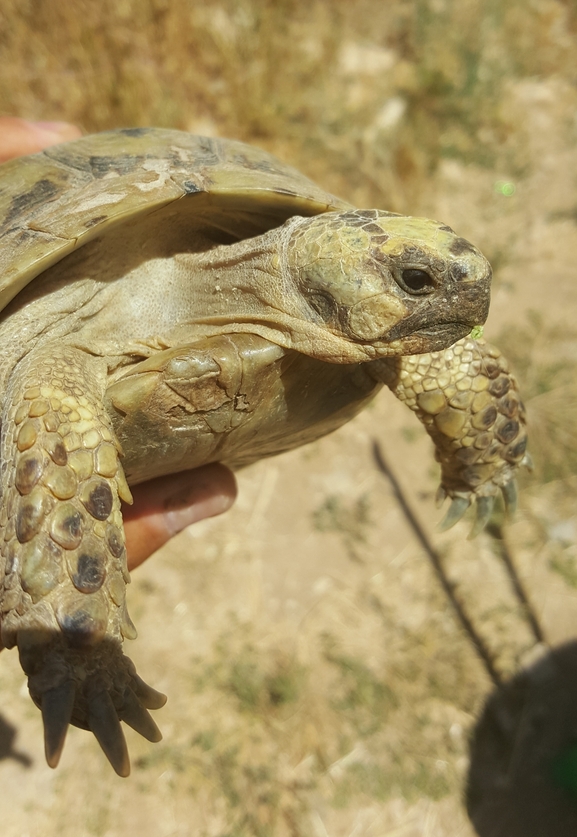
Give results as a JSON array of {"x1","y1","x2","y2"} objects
[
  {"x1": 414, "y1": 322, "x2": 472, "y2": 340},
  {"x1": 388, "y1": 321, "x2": 473, "y2": 355}
]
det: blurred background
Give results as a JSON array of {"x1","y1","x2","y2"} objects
[{"x1": 1, "y1": 1, "x2": 577, "y2": 834}]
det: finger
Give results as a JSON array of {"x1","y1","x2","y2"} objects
[
  {"x1": 122, "y1": 464, "x2": 237, "y2": 571},
  {"x1": 0, "y1": 117, "x2": 82, "y2": 162}
]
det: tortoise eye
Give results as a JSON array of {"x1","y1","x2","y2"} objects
[{"x1": 399, "y1": 268, "x2": 435, "y2": 295}]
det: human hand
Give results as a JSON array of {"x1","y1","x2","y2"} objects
[
  {"x1": 0, "y1": 116, "x2": 82, "y2": 162},
  {"x1": 0, "y1": 117, "x2": 238, "y2": 568},
  {"x1": 123, "y1": 465, "x2": 237, "y2": 570}
]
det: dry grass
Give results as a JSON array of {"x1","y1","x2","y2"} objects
[
  {"x1": 2, "y1": 2, "x2": 577, "y2": 835},
  {"x1": 1, "y1": 0, "x2": 576, "y2": 210}
]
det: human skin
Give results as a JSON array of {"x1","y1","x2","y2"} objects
[{"x1": 0, "y1": 117, "x2": 238, "y2": 570}]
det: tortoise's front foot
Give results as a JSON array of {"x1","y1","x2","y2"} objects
[
  {"x1": 20, "y1": 635, "x2": 166, "y2": 776},
  {"x1": 0, "y1": 344, "x2": 166, "y2": 774},
  {"x1": 436, "y1": 451, "x2": 532, "y2": 538},
  {"x1": 429, "y1": 339, "x2": 531, "y2": 537},
  {"x1": 373, "y1": 336, "x2": 530, "y2": 536}
]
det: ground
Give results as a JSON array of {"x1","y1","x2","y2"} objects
[{"x1": 1, "y1": 2, "x2": 577, "y2": 835}]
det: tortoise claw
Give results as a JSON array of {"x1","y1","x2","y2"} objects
[
  {"x1": 522, "y1": 452, "x2": 534, "y2": 472},
  {"x1": 119, "y1": 687, "x2": 163, "y2": 742},
  {"x1": 435, "y1": 485, "x2": 447, "y2": 508},
  {"x1": 468, "y1": 495, "x2": 495, "y2": 539},
  {"x1": 440, "y1": 480, "x2": 518, "y2": 538},
  {"x1": 88, "y1": 690, "x2": 131, "y2": 777},
  {"x1": 439, "y1": 496, "x2": 470, "y2": 531},
  {"x1": 502, "y1": 480, "x2": 518, "y2": 516},
  {"x1": 25, "y1": 639, "x2": 166, "y2": 774},
  {"x1": 130, "y1": 672, "x2": 168, "y2": 710},
  {"x1": 41, "y1": 680, "x2": 75, "y2": 768}
]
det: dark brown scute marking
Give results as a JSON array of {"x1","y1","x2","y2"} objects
[
  {"x1": 3, "y1": 179, "x2": 61, "y2": 228},
  {"x1": 439, "y1": 224, "x2": 455, "y2": 233},
  {"x1": 61, "y1": 510, "x2": 83, "y2": 540},
  {"x1": 482, "y1": 359, "x2": 500, "y2": 379},
  {"x1": 489, "y1": 376, "x2": 511, "y2": 398},
  {"x1": 15, "y1": 454, "x2": 44, "y2": 494},
  {"x1": 182, "y1": 180, "x2": 202, "y2": 194},
  {"x1": 51, "y1": 506, "x2": 85, "y2": 549},
  {"x1": 73, "y1": 552, "x2": 106, "y2": 593},
  {"x1": 43, "y1": 146, "x2": 98, "y2": 175},
  {"x1": 449, "y1": 237, "x2": 477, "y2": 256},
  {"x1": 88, "y1": 155, "x2": 145, "y2": 178},
  {"x1": 507, "y1": 436, "x2": 527, "y2": 460},
  {"x1": 106, "y1": 524, "x2": 124, "y2": 558},
  {"x1": 499, "y1": 395, "x2": 520, "y2": 418},
  {"x1": 57, "y1": 608, "x2": 99, "y2": 646},
  {"x1": 16, "y1": 494, "x2": 46, "y2": 543},
  {"x1": 230, "y1": 153, "x2": 278, "y2": 174},
  {"x1": 83, "y1": 480, "x2": 114, "y2": 520},
  {"x1": 84, "y1": 215, "x2": 108, "y2": 228},
  {"x1": 183, "y1": 137, "x2": 219, "y2": 166},
  {"x1": 455, "y1": 446, "x2": 480, "y2": 464},
  {"x1": 496, "y1": 419, "x2": 520, "y2": 444},
  {"x1": 363, "y1": 223, "x2": 385, "y2": 234},
  {"x1": 48, "y1": 442, "x2": 68, "y2": 466},
  {"x1": 371, "y1": 234, "x2": 390, "y2": 244},
  {"x1": 477, "y1": 405, "x2": 498, "y2": 429},
  {"x1": 118, "y1": 127, "x2": 151, "y2": 138}
]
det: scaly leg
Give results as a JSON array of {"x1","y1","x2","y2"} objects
[
  {"x1": 370, "y1": 336, "x2": 530, "y2": 536},
  {"x1": 0, "y1": 345, "x2": 165, "y2": 776}
]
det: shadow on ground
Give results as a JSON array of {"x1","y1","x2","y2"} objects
[
  {"x1": 468, "y1": 641, "x2": 577, "y2": 837},
  {"x1": 0, "y1": 713, "x2": 32, "y2": 767}
]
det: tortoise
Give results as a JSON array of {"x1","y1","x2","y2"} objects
[{"x1": 0, "y1": 128, "x2": 528, "y2": 776}]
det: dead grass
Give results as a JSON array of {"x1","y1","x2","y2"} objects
[
  {"x1": 1, "y1": 1, "x2": 577, "y2": 835},
  {"x1": 1, "y1": 0, "x2": 576, "y2": 210}
]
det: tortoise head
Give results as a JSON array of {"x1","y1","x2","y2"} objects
[{"x1": 283, "y1": 209, "x2": 492, "y2": 355}]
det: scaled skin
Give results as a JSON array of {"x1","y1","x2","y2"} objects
[{"x1": 0, "y1": 118, "x2": 237, "y2": 571}]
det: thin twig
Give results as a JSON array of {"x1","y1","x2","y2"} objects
[
  {"x1": 486, "y1": 522, "x2": 546, "y2": 645},
  {"x1": 372, "y1": 440, "x2": 503, "y2": 689}
]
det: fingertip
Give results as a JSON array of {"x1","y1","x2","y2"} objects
[
  {"x1": 0, "y1": 117, "x2": 82, "y2": 162},
  {"x1": 123, "y1": 465, "x2": 237, "y2": 570}
]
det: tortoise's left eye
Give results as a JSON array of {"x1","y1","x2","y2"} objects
[{"x1": 399, "y1": 268, "x2": 436, "y2": 295}]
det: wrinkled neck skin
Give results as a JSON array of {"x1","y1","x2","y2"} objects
[{"x1": 169, "y1": 218, "x2": 402, "y2": 364}]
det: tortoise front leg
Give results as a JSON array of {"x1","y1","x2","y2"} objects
[
  {"x1": 0, "y1": 345, "x2": 165, "y2": 776},
  {"x1": 369, "y1": 336, "x2": 530, "y2": 536}
]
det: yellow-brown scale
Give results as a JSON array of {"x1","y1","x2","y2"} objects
[
  {"x1": 374, "y1": 336, "x2": 529, "y2": 534},
  {"x1": 0, "y1": 346, "x2": 165, "y2": 776}
]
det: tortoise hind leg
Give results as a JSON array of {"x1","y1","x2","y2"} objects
[{"x1": 0, "y1": 345, "x2": 166, "y2": 776}]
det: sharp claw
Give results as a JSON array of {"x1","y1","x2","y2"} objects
[
  {"x1": 438, "y1": 496, "x2": 470, "y2": 531},
  {"x1": 41, "y1": 680, "x2": 75, "y2": 768},
  {"x1": 131, "y1": 673, "x2": 167, "y2": 710},
  {"x1": 522, "y1": 452, "x2": 534, "y2": 472},
  {"x1": 502, "y1": 480, "x2": 518, "y2": 516},
  {"x1": 88, "y1": 691, "x2": 130, "y2": 777},
  {"x1": 119, "y1": 688, "x2": 163, "y2": 743},
  {"x1": 435, "y1": 485, "x2": 447, "y2": 508},
  {"x1": 468, "y1": 496, "x2": 494, "y2": 539}
]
